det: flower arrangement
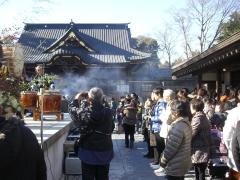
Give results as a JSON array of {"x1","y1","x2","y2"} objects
[
  {"x1": 19, "y1": 80, "x2": 32, "y2": 92},
  {"x1": 30, "y1": 74, "x2": 56, "y2": 91}
]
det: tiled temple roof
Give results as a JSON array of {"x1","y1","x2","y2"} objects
[{"x1": 18, "y1": 22, "x2": 151, "y2": 64}]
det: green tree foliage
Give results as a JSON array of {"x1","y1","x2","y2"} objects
[
  {"x1": 132, "y1": 36, "x2": 159, "y2": 56},
  {"x1": 218, "y1": 11, "x2": 240, "y2": 41},
  {"x1": 132, "y1": 36, "x2": 161, "y2": 69}
]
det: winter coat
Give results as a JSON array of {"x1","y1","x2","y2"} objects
[
  {"x1": 191, "y1": 111, "x2": 211, "y2": 164},
  {"x1": 223, "y1": 106, "x2": 240, "y2": 172},
  {"x1": 151, "y1": 100, "x2": 166, "y2": 132},
  {"x1": 228, "y1": 121, "x2": 240, "y2": 171},
  {"x1": 68, "y1": 99, "x2": 114, "y2": 151},
  {"x1": 0, "y1": 116, "x2": 46, "y2": 180},
  {"x1": 122, "y1": 104, "x2": 137, "y2": 126},
  {"x1": 160, "y1": 117, "x2": 192, "y2": 177},
  {"x1": 160, "y1": 101, "x2": 171, "y2": 139}
]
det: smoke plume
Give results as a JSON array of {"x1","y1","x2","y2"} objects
[{"x1": 54, "y1": 67, "x2": 128, "y2": 99}]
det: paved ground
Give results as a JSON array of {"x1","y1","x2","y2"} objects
[
  {"x1": 109, "y1": 133, "x2": 201, "y2": 180},
  {"x1": 65, "y1": 132, "x2": 211, "y2": 180},
  {"x1": 110, "y1": 133, "x2": 163, "y2": 180}
]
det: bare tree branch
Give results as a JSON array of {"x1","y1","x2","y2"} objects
[
  {"x1": 187, "y1": 0, "x2": 240, "y2": 52},
  {"x1": 157, "y1": 26, "x2": 176, "y2": 67},
  {"x1": 174, "y1": 11, "x2": 193, "y2": 59}
]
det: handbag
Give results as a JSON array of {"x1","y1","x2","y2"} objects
[{"x1": 150, "y1": 132, "x2": 157, "y2": 147}]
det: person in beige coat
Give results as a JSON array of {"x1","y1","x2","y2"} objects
[
  {"x1": 160, "y1": 100, "x2": 192, "y2": 180},
  {"x1": 190, "y1": 98, "x2": 211, "y2": 180}
]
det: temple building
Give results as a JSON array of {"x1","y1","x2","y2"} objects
[
  {"x1": 19, "y1": 22, "x2": 151, "y2": 72},
  {"x1": 17, "y1": 22, "x2": 172, "y2": 97},
  {"x1": 172, "y1": 31, "x2": 240, "y2": 94}
]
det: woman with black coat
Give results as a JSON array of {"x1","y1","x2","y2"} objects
[{"x1": 68, "y1": 87, "x2": 114, "y2": 180}]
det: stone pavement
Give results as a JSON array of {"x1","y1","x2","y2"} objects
[
  {"x1": 109, "y1": 133, "x2": 207, "y2": 180},
  {"x1": 110, "y1": 133, "x2": 163, "y2": 180},
  {"x1": 65, "y1": 132, "x2": 211, "y2": 180}
]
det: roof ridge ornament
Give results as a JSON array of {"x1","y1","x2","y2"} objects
[{"x1": 70, "y1": 19, "x2": 74, "y2": 27}]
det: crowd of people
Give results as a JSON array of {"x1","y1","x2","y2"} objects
[
  {"x1": 109, "y1": 86, "x2": 240, "y2": 180},
  {"x1": 2, "y1": 81, "x2": 240, "y2": 180}
]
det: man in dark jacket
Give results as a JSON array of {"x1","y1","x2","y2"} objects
[
  {"x1": 122, "y1": 98, "x2": 137, "y2": 149},
  {"x1": 68, "y1": 87, "x2": 114, "y2": 180}
]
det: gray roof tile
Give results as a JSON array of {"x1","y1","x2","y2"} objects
[{"x1": 18, "y1": 23, "x2": 151, "y2": 64}]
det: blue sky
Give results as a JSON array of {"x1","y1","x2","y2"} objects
[{"x1": 0, "y1": 0, "x2": 185, "y2": 37}]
